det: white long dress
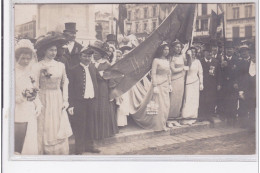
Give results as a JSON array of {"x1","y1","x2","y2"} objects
[
  {"x1": 15, "y1": 64, "x2": 40, "y2": 155},
  {"x1": 182, "y1": 59, "x2": 203, "y2": 124},
  {"x1": 34, "y1": 59, "x2": 72, "y2": 155}
]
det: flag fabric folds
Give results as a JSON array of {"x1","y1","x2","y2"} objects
[
  {"x1": 118, "y1": 4, "x2": 127, "y2": 35},
  {"x1": 104, "y1": 4, "x2": 196, "y2": 100}
]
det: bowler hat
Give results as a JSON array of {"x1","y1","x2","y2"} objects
[
  {"x1": 63, "y1": 22, "x2": 78, "y2": 33},
  {"x1": 80, "y1": 47, "x2": 94, "y2": 55},
  {"x1": 239, "y1": 44, "x2": 249, "y2": 50},
  {"x1": 106, "y1": 34, "x2": 117, "y2": 42},
  {"x1": 89, "y1": 40, "x2": 109, "y2": 56}
]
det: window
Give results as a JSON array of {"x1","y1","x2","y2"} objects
[
  {"x1": 144, "y1": 23, "x2": 147, "y2": 31},
  {"x1": 196, "y1": 20, "x2": 200, "y2": 31},
  {"x1": 153, "y1": 6, "x2": 157, "y2": 17},
  {"x1": 201, "y1": 19, "x2": 208, "y2": 31},
  {"x1": 232, "y1": 26, "x2": 240, "y2": 38},
  {"x1": 152, "y1": 21, "x2": 157, "y2": 31},
  {"x1": 245, "y1": 5, "x2": 252, "y2": 18},
  {"x1": 144, "y1": 8, "x2": 148, "y2": 18},
  {"x1": 135, "y1": 9, "x2": 139, "y2": 20},
  {"x1": 233, "y1": 7, "x2": 239, "y2": 19},
  {"x1": 135, "y1": 23, "x2": 139, "y2": 33},
  {"x1": 202, "y1": 4, "x2": 207, "y2": 15},
  {"x1": 245, "y1": 25, "x2": 252, "y2": 38},
  {"x1": 128, "y1": 11, "x2": 132, "y2": 20}
]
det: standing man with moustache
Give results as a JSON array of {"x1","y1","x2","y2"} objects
[{"x1": 60, "y1": 22, "x2": 83, "y2": 75}]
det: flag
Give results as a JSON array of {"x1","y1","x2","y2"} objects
[
  {"x1": 104, "y1": 4, "x2": 196, "y2": 100},
  {"x1": 209, "y1": 10, "x2": 219, "y2": 39},
  {"x1": 118, "y1": 4, "x2": 127, "y2": 35}
]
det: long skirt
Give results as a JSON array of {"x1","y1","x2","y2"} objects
[
  {"x1": 131, "y1": 81, "x2": 170, "y2": 131},
  {"x1": 181, "y1": 80, "x2": 199, "y2": 124},
  {"x1": 169, "y1": 76, "x2": 185, "y2": 119},
  {"x1": 95, "y1": 79, "x2": 118, "y2": 140},
  {"x1": 38, "y1": 89, "x2": 71, "y2": 155}
]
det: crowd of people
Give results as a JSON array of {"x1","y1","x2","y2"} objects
[{"x1": 14, "y1": 22, "x2": 256, "y2": 155}]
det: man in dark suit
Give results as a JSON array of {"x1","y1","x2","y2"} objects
[
  {"x1": 237, "y1": 45, "x2": 256, "y2": 130},
  {"x1": 67, "y1": 47, "x2": 100, "y2": 154},
  {"x1": 60, "y1": 22, "x2": 83, "y2": 75},
  {"x1": 199, "y1": 45, "x2": 222, "y2": 125},
  {"x1": 219, "y1": 41, "x2": 240, "y2": 125}
]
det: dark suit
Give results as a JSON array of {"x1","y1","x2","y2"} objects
[
  {"x1": 219, "y1": 55, "x2": 240, "y2": 121},
  {"x1": 68, "y1": 63, "x2": 99, "y2": 154},
  {"x1": 237, "y1": 56, "x2": 256, "y2": 128},
  {"x1": 60, "y1": 41, "x2": 83, "y2": 75},
  {"x1": 199, "y1": 57, "x2": 221, "y2": 121}
]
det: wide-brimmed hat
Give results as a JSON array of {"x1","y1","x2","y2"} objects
[
  {"x1": 106, "y1": 34, "x2": 117, "y2": 42},
  {"x1": 239, "y1": 44, "x2": 249, "y2": 51},
  {"x1": 89, "y1": 40, "x2": 109, "y2": 56},
  {"x1": 80, "y1": 47, "x2": 94, "y2": 55},
  {"x1": 35, "y1": 31, "x2": 68, "y2": 50},
  {"x1": 63, "y1": 22, "x2": 78, "y2": 33},
  {"x1": 171, "y1": 39, "x2": 184, "y2": 49},
  {"x1": 119, "y1": 45, "x2": 132, "y2": 53}
]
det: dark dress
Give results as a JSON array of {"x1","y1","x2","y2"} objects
[
  {"x1": 199, "y1": 58, "x2": 221, "y2": 121},
  {"x1": 95, "y1": 61, "x2": 118, "y2": 140}
]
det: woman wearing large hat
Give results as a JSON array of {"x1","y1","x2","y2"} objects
[
  {"x1": 89, "y1": 40, "x2": 119, "y2": 139},
  {"x1": 34, "y1": 31, "x2": 72, "y2": 155}
]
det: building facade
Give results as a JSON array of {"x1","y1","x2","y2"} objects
[
  {"x1": 225, "y1": 3, "x2": 255, "y2": 43},
  {"x1": 37, "y1": 4, "x2": 96, "y2": 45},
  {"x1": 95, "y1": 12, "x2": 113, "y2": 41},
  {"x1": 15, "y1": 19, "x2": 36, "y2": 39},
  {"x1": 125, "y1": 4, "x2": 161, "y2": 40}
]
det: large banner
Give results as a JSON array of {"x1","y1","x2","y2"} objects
[{"x1": 104, "y1": 4, "x2": 196, "y2": 100}]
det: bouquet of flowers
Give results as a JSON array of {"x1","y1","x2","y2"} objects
[
  {"x1": 22, "y1": 76, "x2": 39, "y2": 101},
  {"x1": 41, "y1": 68, "x2": 52, "y2": 78},
  {"x1": 146, "y1": 93, "x2": 159, "y2": 116},
  {"x1": 209, "y1": 66, "x2": 215, "y2": 76},
  {"x1": 22, "y1": 88, "x2": 39, "y2": 101}
]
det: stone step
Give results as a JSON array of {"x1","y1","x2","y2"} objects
[
  {"x1": 69, "y1": 118, "x2": 225, "y2": 153},
  {"x1": 95, "y1": 127, "x2": 247, "y2": 155},
  {"x1": 94, "y1": 118, "x2": 224, "y2": 147}
]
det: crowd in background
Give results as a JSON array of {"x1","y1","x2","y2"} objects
[{"x1": 14, "y1": 22, "x2": 256, "y2": 155}]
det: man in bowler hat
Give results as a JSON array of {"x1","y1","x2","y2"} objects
[
  {"x1": 67, "y1": 47, "x2": 100, "y2": 154},
  {"x1": 106, "y1": 34, "x2": 117, "y2": 48},
  {"x1": 60, "y1": 22, "x2": 83, "y2": 75}
]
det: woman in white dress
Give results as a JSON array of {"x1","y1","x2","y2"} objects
[
  {"x1": 15, "y1": 39, "x2": 41, "y2": 155},
  {"x1": 181, "y1": 47, "x2": 203, "y2": 125},
  {"x1": 34, "y1": 32, "x2": 72, "y2": 155}
]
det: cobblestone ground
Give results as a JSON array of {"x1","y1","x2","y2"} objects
[{"x1": 124, "y1": 130, "x2": 256, "y2": 155}]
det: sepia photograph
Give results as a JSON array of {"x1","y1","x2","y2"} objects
[{"x1": 11, "y1": 2, "x2": 257, "y2": 158}]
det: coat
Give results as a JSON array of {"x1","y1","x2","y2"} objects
[{"x1": 59, "y1": 41, "x2": 83, "y2": 75}]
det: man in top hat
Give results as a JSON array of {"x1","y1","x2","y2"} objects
[
  {"x1": 60, "y1": 22, "x2": 83, "y2": 75},
  {"x1": 67, "y1": 47, "x2": 100, "y2": 154},
  {"x1": 218, "y1": 41, "x2": 240, "y2": 125},
  {"x1": 198, "y1": 44, "x2": 222, "y2": 125},
  {"x1": 106, "y1": 34, "x2": 117, "y2": 48},
  {"x1": 237, "y1": 44, "x2": 256, "y2": 130}
]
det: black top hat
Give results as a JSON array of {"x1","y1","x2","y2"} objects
[
  {"x1": 202, "y1": 44, "x2": 211, "y2": 52},
  {"x1": 106, "y1": 34, "x2": 116, "y2": 42},
  {"x1": 63, "y1": 22, "x2": 78, "y2": 33}
]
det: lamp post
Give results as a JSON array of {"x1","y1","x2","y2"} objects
[{"x1": 126, "y1": 22, "x2": 132, "y2": 35}]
